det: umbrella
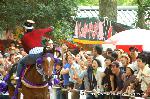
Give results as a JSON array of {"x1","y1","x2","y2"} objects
[{"x1": 104, "y1": 29, "x2": 150, "y2": 52}]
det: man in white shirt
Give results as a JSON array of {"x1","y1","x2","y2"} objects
[{"x1": 136, "y1": 53, "x2": 150, "y2": 92}]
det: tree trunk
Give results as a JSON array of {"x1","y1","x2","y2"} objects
[
  {"x1": 137, "y1": 0, "x2": 145, "y2": 29},
  {"x1": 99, "y1": 0, "x2": 117, "y2": 21}
]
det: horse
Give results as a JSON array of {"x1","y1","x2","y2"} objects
[
  {"x1": 18, "y1": 52, "x2": 55, "y2": 99},
  {"x1": 0, "y1": 47, "x2": 58, "y2": 99}
]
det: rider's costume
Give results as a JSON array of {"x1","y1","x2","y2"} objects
[{"x1": 16, "y1": 20, "x2": 53, "y2": 77}]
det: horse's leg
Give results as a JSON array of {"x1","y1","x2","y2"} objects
[
  {"x1": 22, "y1": 85, "x2": 32, "y2": 99},
  {"x1": 8, "y1": 85, "x2": 15, "y2": 98}
]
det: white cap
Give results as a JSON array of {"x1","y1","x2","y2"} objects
[
  {"x1": 127, "y1": 64, "x2": 135, "y2": 72},
  {"x1": 23, "y1": 20, "x2": 35, "y2": 29},
  {"x1": 27, "y1": 20, "x2": 35, "y2": 24}
]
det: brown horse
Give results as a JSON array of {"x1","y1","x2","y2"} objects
[{"x1": 19, "y1": 53, "x2": 54, "y2": 99}]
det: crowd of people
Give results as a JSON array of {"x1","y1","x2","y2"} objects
[
  {"x1": 0, "y1": 42, "x2": 27, "y2": 78},
  {"x1": 1, "y1": 39, "x2": 150, "y2": 98},
  {"x1": 59, "y1": 45, "x2": 150, "y2": 98}
]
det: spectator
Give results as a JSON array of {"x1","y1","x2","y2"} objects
[
  {"x1": 111, "y1": 51, "x2": 119, "y2": 61},
  {"x1": 114, "y1": 49, "x2": 124, "y2": 59},
  {"x1": 120, "y1": 54, "x2": 130, "y2": 73},
  {"x1": 75, "y1": 53, "x2": 82, "y2": 64},
  {"x1": 3, "y1": 53, "x2": 11, "y2": 73},
  {"x1": 111, "y1": 61, "x2": 124, "y2": 93},
  {"x1": 92, "y1": 45, "x2": 105, "y2": 70},
  {"x1": 0, "y1": 57, "x2": 5, "y2": 77},
  {"x1": 68, "y1": 54, "x2": 80, "y2": 88},
  {"x1": 73, "y1": 60, "x2": 87, "y2": 89},
  {"x1": 129, "y1": 46, "x2": 139, "y2": 74},
  {"x1": 129, "y1": 46, "x2": 138, "y2": 62},
  {"x1": 86, "y1": 54, "x2": 94, "y2": 91},
  {"x1": 19, "y1": 48, "x2": 27, "y2": 57},
  {"x1": 136, "y1": 53, "x2": 150, "y2": 93},
  {"x1": 15, "y1": 54, "x2": 23, "y2": 62},
  {"x1": 60, "y1": 52, "x2": 70, "y2": 88},
  {"x1": 121, "y1": 64, "x2": 136, "y2": 93},
  {"x1": 106, "y1": 48, "x2": 113, "y2": 57},
  {"x1": 86, "y1": 58, "x2": 97, "y2": 99},
  {"x1": 92, "y1": 58, "x2": 105, "y2": 91},
  {"x1": 9, "y1": 53, "x2": 16, "y2": 64},
  {"x1": 102, "y1": 56, "x2": 115, "y2": 92}
]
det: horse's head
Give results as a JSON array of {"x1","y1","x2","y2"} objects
[
  {"x1": 36, "y1": 53, "x2": 54, "y2": 77},
  {"x1": 43, "y1": 53, "x2": 55, "y2": 76}
]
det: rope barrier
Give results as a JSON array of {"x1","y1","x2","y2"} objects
[{"x1": 49, "y1": 87, "x2": 146, "y2": 99}]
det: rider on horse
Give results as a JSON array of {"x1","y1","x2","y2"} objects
[{"x1": 16, "y1": 20, "x2": 54, "y2": 80}]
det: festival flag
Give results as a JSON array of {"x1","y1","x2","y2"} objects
[
  {"x1": 74, "y1": 21, "x2": 78, "y2": 38},
  {"x1": 107, "y1": 21, "x2": 112, "y2": 39},
  {"x1": 98, "y1": 21, "x2": 104, "y2": 40},
  {"x1": 107, "y1": 26, "x2": 113, "y2": 39}
]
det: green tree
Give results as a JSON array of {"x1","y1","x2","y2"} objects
[
  {"x1": 117, "y1": 0, "x2": 137, "y2": 6},
  {"x1": 0, "y1": 0, "x2": 78, "y2": 41},
  {"x1": 76, "y1": 0, "x2": 99, "y2": 6},
  {"x1": 76, "y1": 0, "x2": 137, "y2": 6}
]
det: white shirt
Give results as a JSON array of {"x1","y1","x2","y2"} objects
[
  {"x1": 29, "y1": 47, "x2": 44, "y2": 54},
  {"x1": 94, "y1": 67, "x2": 105, "y2": 92},
  {"x1": 96, "y1": 55, "x2": 105, "y2": 70},
  {"x1": 131, "y1": 61, "x2": 139, "y2": 75},
  {"x1": 137, "y1": 64, "x2": 150, "y2": 91},
  {"x1": 69, "y1": 62, "x2": 80, "y2": 83}
]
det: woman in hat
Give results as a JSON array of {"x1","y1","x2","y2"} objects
[{"x1": 121, "y1": 64, "x2": 136, "y2": 93}]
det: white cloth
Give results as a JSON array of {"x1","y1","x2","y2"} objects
[
  {"x1": 131, "y1": 61, "x2": 139, "y2": 74},
  {"x1": 29, "y1": 47, "x2": 44, "y2": 54},
  {"x1": 94, "y1": 67, "x2": 105, "y2": 92},
  {"x1": 96, "y1": 55, "x2": 106, "y2": 70}
]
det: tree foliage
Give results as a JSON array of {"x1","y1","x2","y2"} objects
[
  {"x1": 0, "y1": 0, "x2": 149, "y2": 41},
  {"x1": 76, "y1": 0, "x2": 137, "y2": 6},
  {"x1": 117, "y1": 0, "x2": 137, "y2": 6},
  {"x1": 0, "y1": 0, "x2": 78, "y2": 41},
  {"x1": 76, "y1": 0, "x2": 99, "y2": 6},
  {"x1": 136, "y1": 0, "x2": 150, "y2": 29}
]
